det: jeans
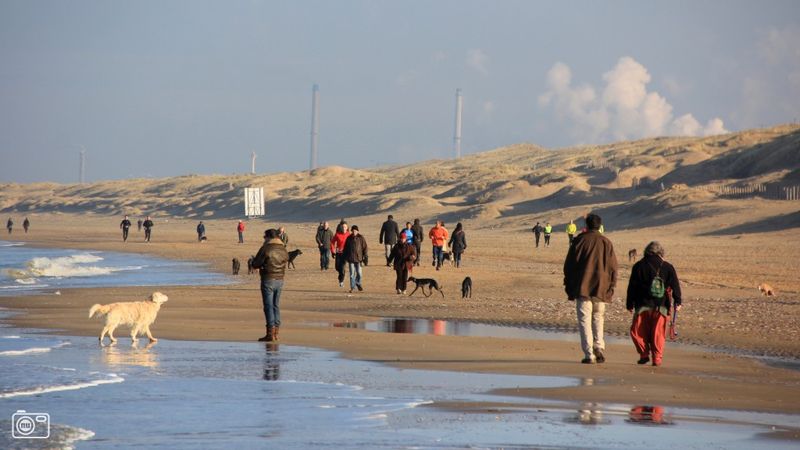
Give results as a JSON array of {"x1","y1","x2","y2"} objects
[
  {"x1": 122, "y1": 228, "x2": 129, "y2": 242},
  {"x1": 544, "y1": 234, "x2": 550, "y2": 246},
  {"x1": 384, "y1": 244, "x2": 394, "y2": 266},
  {"x1": 348, "y1": 262, "x2": 362, "y2": 289},
  {"x1": 260, "y1": 279, "x2": 284, "y2": 328},
  {"x1": 319, "y1": 246, "x2": 330, "y2": 269},
  {"x1": 144, "y1": 229, "x2": 152, "y2": 242},
  {"x1": 432, "y1": 246, "x2": 444, "y2": 268},
  {"x1": 238, "y1": 231, "x2": 244, "y2": 243},
  {"x1": 453, "y1": 251, "x2": 463, "y2": 268},
  {"x1": 535, "y1": 233, "x2": 541, "y2": 247},
  {"x1": 414, "y1": 242, "x2": 422, "y2": 265},
  {"x1": 576, "y1": 298, "x2": 606, "y2": 360}
]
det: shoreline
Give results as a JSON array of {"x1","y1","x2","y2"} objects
[{"x1": 1, "y1": 215, "x2": 800, "y2": 415}]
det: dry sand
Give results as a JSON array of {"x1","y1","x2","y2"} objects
[{"x1": 1, "y1": 214, "x2": 799, "y2": 416}]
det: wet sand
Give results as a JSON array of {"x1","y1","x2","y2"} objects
[{"x1": 2, "y1": 214, "x2": 800, "y2": 415}]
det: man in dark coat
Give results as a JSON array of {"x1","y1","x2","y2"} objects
[
  {"x1": 411, "y1": 219, "x2": 424, "y2": 266},
  {"x1": 379, "y1": 215, "x2": 400, "y2": 267},
  {"x1": 532, "y1": 222, "x2": 543, "y2": 248},
  {"x1": 252, "y1": 228, "x2": 289, "y2": 342},
  {"x1": 315, "y1": 221, "x2": 334, "y2": 270},
  {"x1": 142, "y1": 216, "x2": 154, "y2": 242},
  {"x1": 343, "y1": 225, "x2": 368, "y2": 293},
  {"x1": 196, "y1": 221, "x2": 206, "y2": 242},
  {"x1": 626, "y1": 241, "x2": 682, "y2": 366},
  {"x1": 563, "y1": 213, "x2": 618, "y2": 364},
  {"x1": 390, "y1": 232, "x2": 417, "y2": 294}
]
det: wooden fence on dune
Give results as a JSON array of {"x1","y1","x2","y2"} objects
[{"x1": 698, "y1": 183, "x2": 800, "y2": 200}]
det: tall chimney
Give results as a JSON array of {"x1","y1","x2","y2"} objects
[
  {"x1": 453, "y1": 88, "x2": 463, "y2": 159},
  {"x1": 79, "y1": 147, "x2": 86, "y2": 184},
  {"x1": 310, "y1": 84, "x2": 320, "y2": 170},
  {"x1": 251, "y1": 151, "x2": 257, "y2": 174}
]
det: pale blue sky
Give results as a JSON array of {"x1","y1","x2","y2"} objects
[{"x1": 1, "y1": 0, "x2": 798, "y2": 183}]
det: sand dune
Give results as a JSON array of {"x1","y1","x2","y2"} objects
[{"x1": 2, "y1": 124, "x2": 799, "y2": 232}]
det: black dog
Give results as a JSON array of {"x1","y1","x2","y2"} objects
[
  {"x1": 288, "y1": 249, "x2": 303, "y2": 269},
  {"x1": 407, "y1": 276, "x2": 445, "y2": 297},
  {"x1": 232, "y1": 258, "x2": 241, "y2": 275},
  {"x1": 247, "y1": 256, "x2": 256, "y2": 275},
  {"x1": 461, "y1": 276, "x2": 472, "y2": 299}
]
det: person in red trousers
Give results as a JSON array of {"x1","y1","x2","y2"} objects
[{"x1": 626, "y1": 241, "x2": 682, "y2": 366}]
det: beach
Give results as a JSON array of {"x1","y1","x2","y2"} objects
[{"x1": 1, "y1": 213, "x2": 799, "y2": 426}]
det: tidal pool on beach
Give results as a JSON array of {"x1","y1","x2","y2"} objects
[{"x1": 1, "y1": 321, "x2": 798, "y2": 449}]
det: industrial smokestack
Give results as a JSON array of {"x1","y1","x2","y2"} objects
[
  {"x1": 453, "y1": 88, "x2": 463, "y2": 159},
  {"x1": 251, "y1": 151, "x2": 257, "y2": 174},
  {"x1": 79, "y1": 147, "x2": 86, "y2": 184},
  {"x1": 309, "y1": 84, "x2": 320, "y2": 171}
]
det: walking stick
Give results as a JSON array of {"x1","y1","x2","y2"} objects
[{"x1": 667, "y1": 287, "x2": 678, "y2": 340}]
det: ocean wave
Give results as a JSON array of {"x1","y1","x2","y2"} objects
[
  {"x1": 0, "y1": 372, "x2": 124, "y2": 398},
  {"x1": 0, "y1": 341, "x2": 69, "y2": 357},
  {"x1": 0, "y1": 241, "x2": 25, "y2": 247},
  {"x1": 4, "y1": 253, "x2": 143, "y2": 279}
]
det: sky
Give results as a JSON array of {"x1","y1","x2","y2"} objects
[{"x1": 1, "y1": 0, "x2": 799, "y2": 183}]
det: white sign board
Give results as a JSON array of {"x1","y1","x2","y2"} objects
[{"x1": 244, "y1": 187, "x2": 265, "y2": 217}]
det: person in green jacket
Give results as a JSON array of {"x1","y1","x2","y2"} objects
[{"x1": 544, "y1": 223, "x2": 553, "y2": 247}]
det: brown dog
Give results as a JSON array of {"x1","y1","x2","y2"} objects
[
  {"x1": 628, "y1": 248, "x2": 637, "y2": 262},
  {"x1": 758, "y1": 283, "x2": 775, "y2": 296}
]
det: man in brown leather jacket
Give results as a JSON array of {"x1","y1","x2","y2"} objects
[
  {"x1": 563, "y1": 213, "x2": 618, "y2": 364},
  {"x1": 252, "y1": 228, "x2": 289, "y2": 342}
]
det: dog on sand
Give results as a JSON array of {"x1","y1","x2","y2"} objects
[
  {"x1": 247, "y1": 256, "x2": 256, "y2": 274},
  {"x1": 461, "y1": 276, "x2": 472, "y2": 299},
  {"x1": 758, "y1": 283, "x2": 776, "y2": 296},
  {"x1": 232, "y1": 258, "x2": 241, "y2": 275},
  {"x1": 407, "y1": 276, "x2": 445, "y2": 297},
  {"x1": 628, "y1": 248, "x2": 637, "y2": 262},
  {"x1": 89, "y1": 292, "x2": 168, "y2": 345},
  {"x1": 288, "y1": 249, "x2": 303, "y2": 269}
]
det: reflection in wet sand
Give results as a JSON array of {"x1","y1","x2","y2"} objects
[
  {"x1": 627, "y1": 405, "x2": 672, "y2": 425},
  {"x1": 263, "y1": 343, "x2": 280, "y2": 381},
  {"x1": 99, "y1": 341, "x2": 159, "y2": 368}
]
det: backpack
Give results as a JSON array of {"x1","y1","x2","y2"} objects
[{"x1": 649, "y1": 261, "x2": 666, "y2": 300}]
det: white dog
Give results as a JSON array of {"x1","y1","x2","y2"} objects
[{"x1": 89, "y1": 292, "x2": 168, "y2": 345}]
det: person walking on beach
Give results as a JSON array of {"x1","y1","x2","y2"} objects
[
  {"x1": 390, "y1": 232, "x2": 416, "y2": 294},
  {"x1": 252, "y1": 228, "x2": 289, "y2": 342},
  {"x1": 6, "y1": 217, "x2": 13, "y2": 234},
  {"x1": 278, "y1": 227, "x2": 289, "y2": 246},
  {"x1": 448, "y1": 222, "x2": 467, "y2": 268},
  {"x1": 237, "y1": 220, "x2": 246, "y2": 244},
  {"x1": 626, "y1": 241, "x2": 682, "y2": 366},
  {"x1": 23, "y1": 217, "x2": 30, "y2": 233},
  {"x1": 343, "y1": 225, "x2": 368, "y2": 293},
  {"x1": 411, "y1": 219, "x2": 424, "y2": 267},
  {"x1": 544, "y1": 222, "x2": 553, "y2": 247},
  {"x1": 196, "y1": 221, "x2": 206, "y2": 242},
  {"x1": 566, "y1": 220, "x2": 577, "y2": 245},
  {"x1": 315, "y1": 221, "x2": 333, "y2": 270},
  {"x1": 532, "y1": 222, "x2": 543, "y2": 248},
  {"x1": 137, "y1": 218, "x2": 143, "y2": 232},
  {"x1": 563, "y1": 213, "x2": 618, "y2": 364},
  {"x1": 379, "y1": 215, "x2": 400, "y2": 267},
  {"x1": 120, "y1": 215, "x2": 132, "y2": 242},
  {"x1": 428, "y1": 220, "x2": 449, "y2": 270},
  {"x1": 143, "y1": 216, "x2": 154, "y2": 242},
  {"x1": 331, "y1": 222, "x2": 349, "y2": 287}
]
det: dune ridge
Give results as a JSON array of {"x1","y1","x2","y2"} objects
[{"x1": 2, "y1": 124, "x2": 799, "y2": 232}]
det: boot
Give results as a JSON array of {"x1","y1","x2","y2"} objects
[
  {"x1": 258, "y1": 326, "x2": 273, "y2": 342},
  {"x1": 272, "y1": 326, "x2": 280, "y2": 341}
]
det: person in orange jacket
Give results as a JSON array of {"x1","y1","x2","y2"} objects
[{"x1": 428, "y1": 220, "x2": 449, "y2": 270}]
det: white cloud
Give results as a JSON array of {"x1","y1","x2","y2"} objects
[
  {"x1": 539, "y1": 56, "x2": 727, "y2": 142},
  {"x1": 466, "y1": 49, "x2": 489, "y2": 76},
  {"x1": 482, "y1": 100, "x2": 495, "y2": 115}
]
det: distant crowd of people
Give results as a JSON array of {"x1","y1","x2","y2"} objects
[{"x1": 106, "y1": 211, "x2": 681, "y2": 366}]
